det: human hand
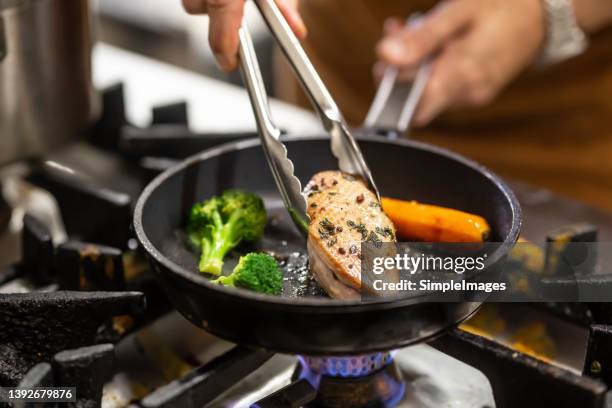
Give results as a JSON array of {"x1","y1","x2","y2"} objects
[
  {"x1": 376, "y1": 0, "x2": 546, "y2": 126},
  {"x1": 183, "y1": 0, "x2": 307, "y2": 71}
]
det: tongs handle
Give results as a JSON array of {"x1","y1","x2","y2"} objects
[
  {"x1": 238, "y1": 26, "x2": 309, "y2": 235},
  {"x1": 254, "y1": 0, "x2": 380, "y2": 199},
  {"x1": 254, "y1": 0, "x2": 340, "y2": 124}
]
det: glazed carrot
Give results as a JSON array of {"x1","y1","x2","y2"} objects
[{"x1": 381, "y1": 197, "x2": 490, "y2": 243}]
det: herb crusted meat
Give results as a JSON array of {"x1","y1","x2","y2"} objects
[{"x1": 306, "y1": 170, "x2": 397, "y2": 299}]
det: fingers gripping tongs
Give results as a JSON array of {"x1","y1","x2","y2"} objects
[{"x1": 238, "y1": 0, "x2": 379, "y2": 236}]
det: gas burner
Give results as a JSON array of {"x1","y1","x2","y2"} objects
[
  {"x1": 295, "y1": 352, "x2": 405, "y2": 408},
  {"x1": 299, "y1": 352, "x2": 393, "y2": 378}
]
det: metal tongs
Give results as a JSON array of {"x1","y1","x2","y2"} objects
[
  {"x1": 238, "y1": 0, "x2": 376, "y2": 237},
  {"x1": 238, "y1": 0, "x2": 428, "y2": 236}
]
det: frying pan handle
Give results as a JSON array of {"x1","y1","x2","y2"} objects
[{"x1": 363, "y1": 15, "x2": 431, "y2": 139}]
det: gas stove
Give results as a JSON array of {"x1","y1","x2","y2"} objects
[{"x1": 2, "y1": 47, "x2": 612, "y2": 408}]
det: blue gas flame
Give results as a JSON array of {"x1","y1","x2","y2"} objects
[{"x1": 297, "y1": 352, "x2": 405, "y2": 407}]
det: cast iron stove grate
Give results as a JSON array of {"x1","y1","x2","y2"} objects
[{"x1": 2, "y1": 84, "x2": 612, "y2": 407}]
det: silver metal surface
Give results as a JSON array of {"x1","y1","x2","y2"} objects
[
  {"x1": 0, "y1": 163, "x2": 67, "y2": 269},
  {"x1": 254, "y1": 0, "x2": 379, "y2": 199},
  {"x1": 0, "y1": 0, "x2": 100, "y2": 165},
  {"x1": 364, "y1": 16, "x2": 431, "y2": 137},
  {"x1": 102, "y1": 311, "x2": 236, "y2": 408},
  {"x1": 238, "y1": 25, "x2": 308, "y2": 234}
]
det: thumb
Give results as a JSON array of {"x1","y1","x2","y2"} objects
[{"x1": 377, "y1": 1, "x2": 473, "y2": 67}]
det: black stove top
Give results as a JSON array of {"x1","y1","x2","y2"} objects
[{"x1": 1, "y1": 84, "x2": 612, "y2": 408}]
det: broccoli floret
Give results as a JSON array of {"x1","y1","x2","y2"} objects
[
  {"x1": 188, "y1": 190, "x2": 266, "y2": 275},
  {"x1": 212, "y1": 252, "x2": 283, "y2": 295}
]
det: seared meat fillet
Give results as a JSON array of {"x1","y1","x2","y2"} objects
[{"x1": 306, "y1": 171, "x2": 397, "y2": 299}]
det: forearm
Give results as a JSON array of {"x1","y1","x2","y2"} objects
[{"x1": 572, "y1": 0, "x2": 612, "y2": 33}]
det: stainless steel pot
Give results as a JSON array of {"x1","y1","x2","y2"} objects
[{"x1": 0, "y1": 0, "x2": 99, "y2": 165}]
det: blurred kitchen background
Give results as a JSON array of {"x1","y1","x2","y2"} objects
[{"x1": 96, "y1": 0, "x2": 275, "y2": 91}]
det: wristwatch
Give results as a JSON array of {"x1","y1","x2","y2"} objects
[{"x1": 537, "y1": 0, "x2": 589, "y2": 66}]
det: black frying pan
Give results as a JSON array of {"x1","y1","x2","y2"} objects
[{"x1": 133, "y1": 135, "x2": 521, "y2": 355}]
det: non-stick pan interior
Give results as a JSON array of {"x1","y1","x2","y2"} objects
[{"x1": 137, "y1": 136, "x2": 520, "y2": 305}]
